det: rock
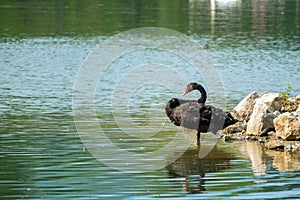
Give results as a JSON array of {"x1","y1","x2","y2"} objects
[
  {"x1": 291, "y1": 111, "x2": 300, "y2": 120},
  {"x1": 273, "y1": 111, "x2": 281, "y2": 117},
  {"x1": 267, "y1": 131, "x2": 276, "y2": 137},
  {"x1": 296, "y1": 96, "x2": 300, "y2": 113},
  {"x1": 274, "y1": 113, "x2": 300, "y2": 140},
  {"x1": 223, "y1": 135, "x2": 239, "y2": 142},
  {"x1": 223, "y1": 121, "x2": 247, "y2": 134},
  {"x1": 232, "y1": 92, "x2": 259, "y2": 122},
  {"x1": 246, "y1": 100, "x2": 277, "y2": 136},
  {"x1": 264, "y1": 140, "x2": 284, "y2": 150},
  {"x1": 281, "y1": 96, "x2": 300, "y2": 112},
  {"x1": 259, "y1": 93, "x2": 285, "y2": 112}
]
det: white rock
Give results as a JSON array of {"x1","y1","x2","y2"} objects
[
  {"x1": 273, "y1": 111, "x2": 281, "y2": 116},
  {"x1": 296, "y1": 104, "x2": 300, "y2": 113},
  {"x1": 259, "y1": 93, "x2": 285, "y2": 112},
  {"x1": 274, "y1": 112, "x2": 300, "y2": 140},
  {"x1": 246, "y1": 99, "x2": 277, "y2": 136},
  {"x1": 232, "y1": 92, "x2": 259, "y2": 122}
]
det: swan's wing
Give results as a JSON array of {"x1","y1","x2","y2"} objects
[
  {"x1": 179, "y1": 102, "x2": 209, "y2": 130},
  {"x1": 180, "y1": 103, "x2": 231, "y2": 133}
]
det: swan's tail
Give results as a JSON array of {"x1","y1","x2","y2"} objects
[{"x1": 224, "y1": 112, "x2": 238, "y2": 128}]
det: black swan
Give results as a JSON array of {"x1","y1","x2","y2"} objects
[{"x1": 165, "y1": 82, "x2": 237, "y2": 141}]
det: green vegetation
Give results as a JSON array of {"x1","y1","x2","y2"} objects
[
  {"x1": 280, "y1": 85, "x2": 299, "y2": 112},
  {"x1": 281, "y1": 85, "x2": 292, "y2": 99}
]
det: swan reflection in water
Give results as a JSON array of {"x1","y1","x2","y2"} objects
[{"x1": 165, "y1": 142, "x2": 236, "y2": 194}]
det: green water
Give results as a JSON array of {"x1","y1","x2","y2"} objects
[{"x1": 1, "y1": 0, "x2": 300, "y2": 199}]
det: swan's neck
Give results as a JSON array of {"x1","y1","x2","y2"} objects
[{"x1": 196, "y1": 84, "x2": 207, "y2": 103}]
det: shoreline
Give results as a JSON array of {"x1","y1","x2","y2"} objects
[
  {"x1": 221, "y1": 91, "x2": 300, "y2": 152},
  {"x1": 220, "y1": 131, "x2": 300, "y2": 152}
]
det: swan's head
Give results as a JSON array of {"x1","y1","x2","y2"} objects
[{"x1": 182, "y1": 82, "x2": 198, "y2": 96}]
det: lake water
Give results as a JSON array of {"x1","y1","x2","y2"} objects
[{"x1": 1, "y1": 0, "x2": 300, "y2": 199}]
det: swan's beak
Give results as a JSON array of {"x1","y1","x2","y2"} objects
[{"x1": 182, "y1": 88, "x2": 189, "y2": 96}]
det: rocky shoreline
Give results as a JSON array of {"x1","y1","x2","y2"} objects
[{"x1": 220, "y1": 92, "x2": 300, "y2": 152}]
